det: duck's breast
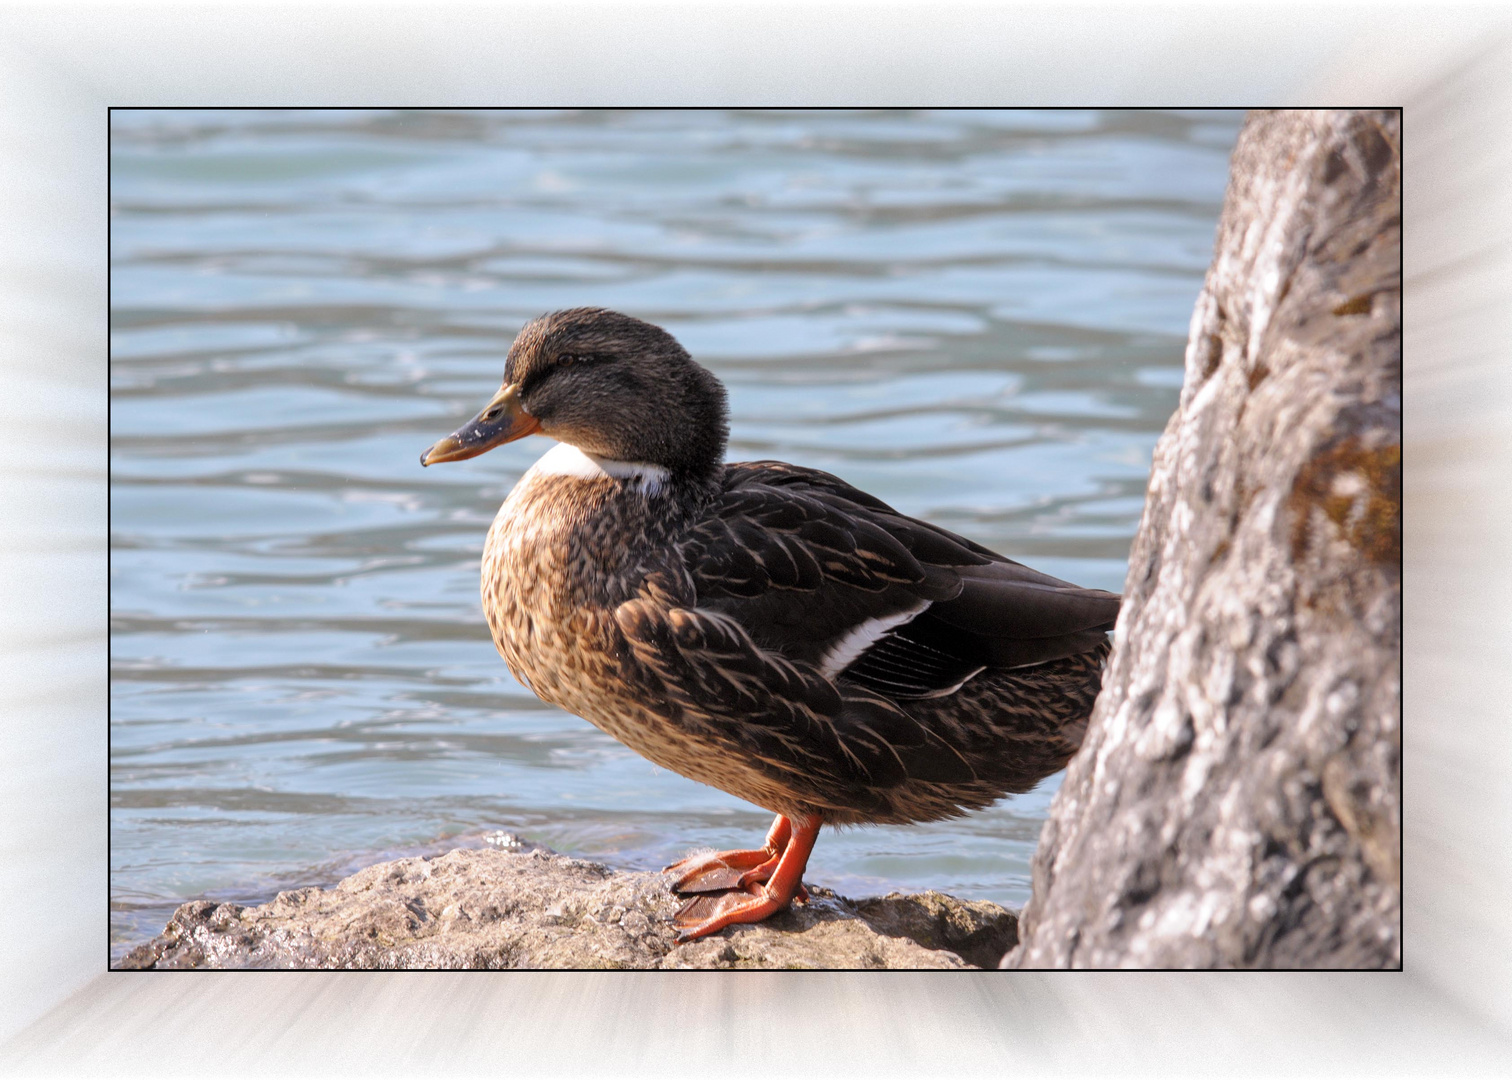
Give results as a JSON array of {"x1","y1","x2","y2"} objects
[{"x1": 478, "y1": 448, "x2": 689, "y2": 720}]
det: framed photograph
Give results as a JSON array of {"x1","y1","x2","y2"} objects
[{"x1": 0, "y1": 5, "x2": 1498, "y2": 1075}]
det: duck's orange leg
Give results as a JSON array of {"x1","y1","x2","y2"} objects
[
  {"x1": 664, "y1": 814, "x2": 793, "y2": 894},
  {"x1": 671, "y1": 818, "x2": 820, "y2": 943}
]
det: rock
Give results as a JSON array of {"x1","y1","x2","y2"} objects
[
  {"x1": 1006, "y1": 109, "x2": 1400, "y2": 969},
  {"x1": 116, "y1": 844, "x2": 1017, "y2": 970}
]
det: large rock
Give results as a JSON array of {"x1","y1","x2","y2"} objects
[
  {"x1": 117, "y1": 841, "x2": 1017, "y2": 970},
  {"x1": 1006, "y1": 110, "x2": 1400, "y2": 968}
]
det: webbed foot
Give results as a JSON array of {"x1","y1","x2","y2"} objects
[{"x1": 666, "y1": 816, "x2": 820, "y2": 942}]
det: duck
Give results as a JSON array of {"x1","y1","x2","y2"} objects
[{"x1": 421, "y1": 307, "x2": 1119, "y2": 943}]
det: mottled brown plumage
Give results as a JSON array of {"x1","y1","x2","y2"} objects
[{"x1": 422, "y1": 307, "x2": 1119, "y2": 940}]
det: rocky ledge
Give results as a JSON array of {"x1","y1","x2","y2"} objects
[{"x1": 117, "y1": 843, "x2": 1017, "y2": 970}]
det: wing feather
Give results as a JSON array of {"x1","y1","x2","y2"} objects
[
  {"x1": 686, "y1": 462, "x2": 1119, "y2": 696},
  {"x1": 615, "y1": 597, "x2": 971, "y2": 794}
]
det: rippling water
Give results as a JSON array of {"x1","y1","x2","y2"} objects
[{"x1": 109, "y1": 108, "x2": 1241, "y2": 961}]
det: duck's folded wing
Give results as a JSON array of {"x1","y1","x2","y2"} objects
[
  {"x1": 614, "y1": 597, "x2": 977, "y2": 797},
  {"x1": 689, "y1": 461, "x2": 1121, "y2": 699}
]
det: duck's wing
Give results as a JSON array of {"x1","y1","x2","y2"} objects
[
  {"x1": 687, "y1": 461, "x2": 1121, "y2": 698},
  {"x1": 614, "y1": 581, "x2": 980, "y2": 798}
]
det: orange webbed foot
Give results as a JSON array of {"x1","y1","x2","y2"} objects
[
  {"x1": 664, "y1": 847, "x2": 777, "y2": 894},
  {"x1": 666, "y1": 816, "x2": 820, "y2": 943},
  {"x1": 673, "y1": 885, "x2": 786, "y2": 942},
  {"x1": 664, "y1": 814, "x2": 795, "y2": 894}
]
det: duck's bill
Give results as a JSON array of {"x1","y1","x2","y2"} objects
[{"x1": 420, "y1": 383, "x2": 542, "y2": 466}]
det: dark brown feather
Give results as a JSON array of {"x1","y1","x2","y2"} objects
[{"x1": 689, "y1": 462, "x2": 1119, "y2": 693}]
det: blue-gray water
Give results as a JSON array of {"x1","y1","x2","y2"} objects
[{"x1": 109, "y1": 108, "x2": 1241, "y2": 961}]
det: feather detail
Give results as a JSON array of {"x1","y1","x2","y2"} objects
[{"x1": 817, "y1": 601, "x2": 930, "y2": 678}]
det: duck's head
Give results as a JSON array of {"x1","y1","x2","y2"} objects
[{"x1": 420, "y1": 308, "x2": 729, "y2": 481}]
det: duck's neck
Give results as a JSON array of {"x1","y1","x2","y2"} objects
[{"x1": 530, "y1": 441, "x2": 676, "y2": 496}]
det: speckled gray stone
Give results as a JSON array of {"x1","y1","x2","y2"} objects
[
  {"x1": 1005, "y1": 109, "x2": 1400, "y2": 969},
  {"x1": 117, "y1": 845, "x2": 1017, "y2": 970}
]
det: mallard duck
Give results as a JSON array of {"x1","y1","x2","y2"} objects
[{"x1": 421, "y1": 308, "x2": 1119, "y2": 942}]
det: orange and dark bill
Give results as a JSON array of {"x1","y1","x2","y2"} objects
[{"x1": 420, "y1": 383, "x2": 541, "y2": 466}]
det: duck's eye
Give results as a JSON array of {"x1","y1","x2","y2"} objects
[{"x1": 558, "y1": 353, "x2": 579, "y2": 367}]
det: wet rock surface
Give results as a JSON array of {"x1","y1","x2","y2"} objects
[
  {"x1": 117, "y1": 843, "x2": 1017, "y2": 970},
  {"x1": 1007, "y1": 109, "x2": 1401, "y2": 969}
]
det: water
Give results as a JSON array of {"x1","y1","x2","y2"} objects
[{"x1": 109, "y1": 108, "x2": 1241, "y2": 961}]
